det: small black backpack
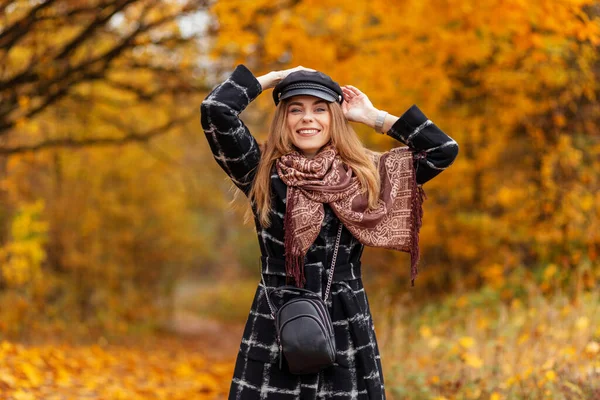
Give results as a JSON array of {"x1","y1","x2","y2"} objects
[{"x1": 262, "y1": 224, "x2": 342, "y2": 375}]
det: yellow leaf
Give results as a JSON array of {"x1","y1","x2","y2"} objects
[
  {"x1": 542, "y1": 359, "x2": 555, "y2": 370},
  {"x1": 19, "y1": 362, "x2": 43, "y2": 386},
  {"x1": 585, "y1": 341, "x2": 600, "y2": 356},
  {"x1": 419, "y1": 325, "x2": 432, "y2": 338},
  {"x1": 561, "y1": 346, "x2": 577, "y2": 358},
  {"x1": 581, "y1": 194, "x2": 594, "y2": 211},
  {"x1": 476, "y1": 317, "x2": 490, "y2": 331},
  {"x1": 463, "y1": 353, "x2": 483, "y2": 369},
  {"x1": 517, "y1": 333, "x2": 529, "y2": 345},
  {"x1": 13, "y1": 390, "x2": 36, "y2": 400},
  {"x1": 175, "y1": 362, "x2": 195, "y2": 376},
  {"x1": 459, "y1": 336, "x2": 475, "y2": 349},
  {"x1": 543, "y1": 264, "x2": 557, "y2": 280},
  {"x1": 428, "y1": 336, "x2": 441, "y2": 349},
  {"x1": 505, "y1": 375, "x2": 519, "y2": 387},
  {"x1": 545, "y1": 370, "x2": 557, "y2": 382},
  {"x1": 575, "y1": 316, "x2": 590, "y2": 331}
]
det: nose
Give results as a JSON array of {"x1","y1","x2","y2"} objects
[{"x1": 302, "y1": 112, "x2": 314, "y2": 122}]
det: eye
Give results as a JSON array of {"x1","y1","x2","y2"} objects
[
  {"x1": 315, "y1": 107, "x2": 327, "y2": 112},
  {"x1": 289, "y1": 108, "x2": 302, "y2": 113}
]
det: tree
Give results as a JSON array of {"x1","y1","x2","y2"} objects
[
  {"x1": 0, "y1": 0, "x2": 225, "y2": 335},
  {"x1": 0, "y1": 0, "x2": 210, "y2": 154},
  {"x1": 205, "y1": 0, "x2": 600, "y2": 291}
]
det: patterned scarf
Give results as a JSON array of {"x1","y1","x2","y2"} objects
[{"x1": 276, "y1": 144, "x2": 427, "y2": 288}]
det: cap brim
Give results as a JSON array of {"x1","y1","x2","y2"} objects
[{"x1": 280, "y1": 88, "x2": 339, "y2": 103}]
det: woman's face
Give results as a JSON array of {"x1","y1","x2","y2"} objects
[{"x1": 285, "y1": 95, "x2": 331, "y2": 159}]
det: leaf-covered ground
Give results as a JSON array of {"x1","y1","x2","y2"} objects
[
  {"x1": 0, "y1": 334, "x2": 236, "y2": 400},
  {"x1": 2, "y1": 273, "x2": 600, "y2": 400}
]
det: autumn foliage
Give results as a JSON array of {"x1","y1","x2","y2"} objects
[
  {"x1": 209, "y1": 0, "x2": 600, "y2": 291},
  {"x1": 0, "y1": 0, "x2": 211, "y2": 335}
]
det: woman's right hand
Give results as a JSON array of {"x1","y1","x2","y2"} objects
[{"x1": 257, "y1": 66, "x2": 315, "y2": 90}]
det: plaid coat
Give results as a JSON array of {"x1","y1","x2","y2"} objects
[{"x1": 201, "y1": 65, "x2": 458, "y2": 400}]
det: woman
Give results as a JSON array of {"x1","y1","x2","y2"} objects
[{"x1": 201, "y1": 65, "x2": 458, "y2": 400}]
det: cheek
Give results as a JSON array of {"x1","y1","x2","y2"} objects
[
  {"x1": 286, "y1": 115, "x2": 299, "y2": 130},
  {"x1": 320, "y1": 118, "x2": 331, "y2": 134}
]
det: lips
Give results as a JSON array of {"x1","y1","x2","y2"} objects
[{"x1": 296, "y1": 128, "x2": 321, "y2": 137}]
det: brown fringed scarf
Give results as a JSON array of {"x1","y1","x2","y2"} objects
[{"x1": 276, "y1": 144, "x2": 427, "y2": 288}]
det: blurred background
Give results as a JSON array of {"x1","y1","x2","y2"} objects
[{"x1": 0, "y1": 0, "x2": 599, "y2": 399}]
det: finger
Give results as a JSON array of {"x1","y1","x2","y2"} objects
[
  {"x1": 341, "y1": 87, "x2": 354, "y2": 98},
  {"x1": 281, "y1": 66, "x2": 315, "y2": 78},
  {"x1": 346, "y1": 85, "x2": 363, "y2": 96},
  {"x1": 294, "y1": 66, "x2": 315, "y2": 72}
]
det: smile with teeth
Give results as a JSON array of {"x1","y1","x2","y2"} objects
[{"x1": 296, "y1": 128, "x2": 321, "y2": 137}]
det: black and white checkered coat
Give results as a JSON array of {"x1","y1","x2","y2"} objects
[{"x1": 201, "y1": 65, "x2": 458, "y2": 400}]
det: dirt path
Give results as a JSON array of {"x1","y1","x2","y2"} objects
[
  {"x1": 169, "y1": 309, "x2": 244, "y2": 362},
  {"x1": 168, "y1": 278, "x2": 249, "y2": 362}
]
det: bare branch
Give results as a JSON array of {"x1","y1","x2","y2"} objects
[
  {"x1": 55, "y1": 0, "x2": 138, "y2": 61},
  {"x1": 0, "y1": 3, "x2": 178, "y2": 94},
  {"x1": 0, "y1": 112, "x2": 196, "y2": 156},
  {"x1": 0, "y1": 1, "x2": 210, "y2": 138},
  {"x1": 133, "y1": 36, "x2": 191, "y2": 48},
  {"x1": 0, "y1": 0, "x2": 58, "y2": 50},
  {"x1": 35, "y1": 3, "x2": 110, "y2": 21},
  {"x1": 0, "y1": 72, "x2": 102, "y2": 132},
  {"x1": 0, "y1": 11, "x2": 169, "y2": 128},
  {"x1": 103, "y1": 79, "x2": 163, "y2": 101},
  {"x1": 69, "y1": 92, "x2": 136, "y2": 108}
]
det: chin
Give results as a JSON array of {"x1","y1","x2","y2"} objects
[
  {"x1": 294, "y1": 143, "x2": 326, "y2": 153},
  {"x1": 290, "y1": 130, "x2": 331, "y2": 157},
  {"x1": 293, "y1": 139, "x2": 329, "y2": 152}
]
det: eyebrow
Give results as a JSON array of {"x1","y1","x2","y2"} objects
[{"x1": 287, "y1": 100, "x2": 327, "y2": 108}]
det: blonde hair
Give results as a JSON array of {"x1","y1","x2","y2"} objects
[{"x1": 246, "y1": 99, "x2": 381, "y2": 227}]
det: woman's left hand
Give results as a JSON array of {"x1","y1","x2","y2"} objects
[{"x1": 341, "y1": 85, "x2": 379, "y2": 124}]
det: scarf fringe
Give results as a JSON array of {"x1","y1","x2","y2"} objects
[
  {"x1": 284, "y1": 187, "x2": 305, "y2": 287},
  {"x1": 410, "y1": 166, "x2": 427, "y2": 287}
]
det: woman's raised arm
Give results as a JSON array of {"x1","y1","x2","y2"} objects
[
  {"x1": 341, "y1": 85, "x2": 459, "y2": 185},
  {"x1": 201, "y1": 65, "x2": 263, "y2": 195},
  {"x1": 384, "y1": 105, "x2": 459, "y2": 185},
  {"x1": 201, "y1": 65, "x2": 316, "y2": 195}
]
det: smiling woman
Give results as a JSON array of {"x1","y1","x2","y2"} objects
[{"x1": 200, "y1": 64, "x2": 459, "y2": 400}]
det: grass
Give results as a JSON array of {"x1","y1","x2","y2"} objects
[{"x1": 375, "y1": 273, "x2": 600, "y2": 399}]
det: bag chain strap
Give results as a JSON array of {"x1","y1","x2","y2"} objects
[{"x1": 262, "y1": 223, "x2": 344, "y2": 319}]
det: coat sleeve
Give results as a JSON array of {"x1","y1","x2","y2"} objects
[
  {"x1": 385, "y1": 105, "x2": 459, "y2": 185},
  {"x1": 200, "y1": 65, "x2": 263, "y2": 196}
]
